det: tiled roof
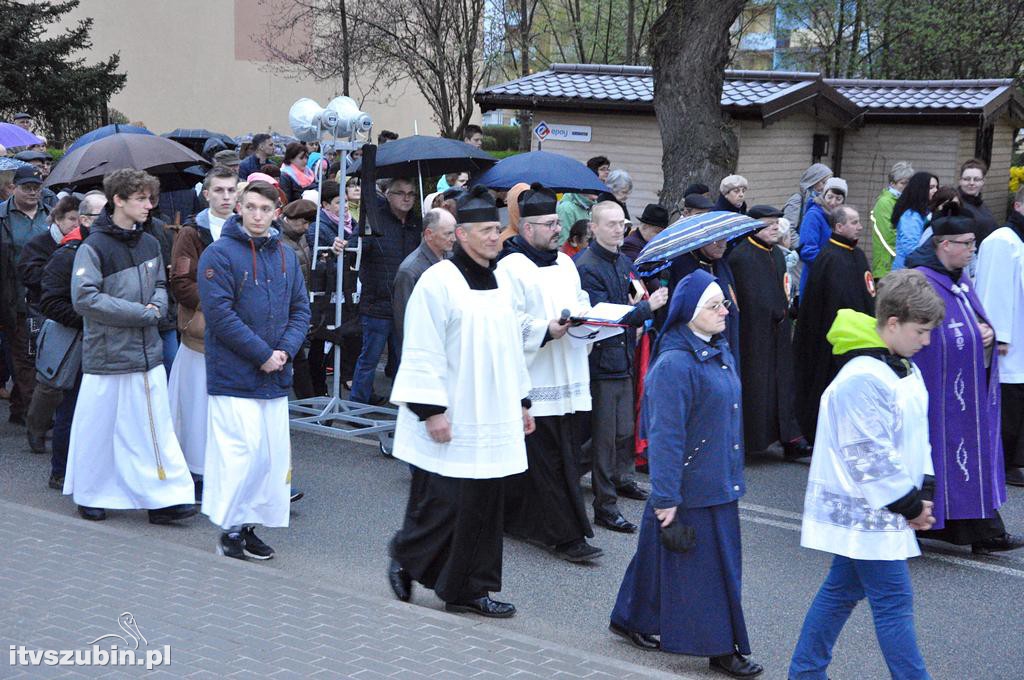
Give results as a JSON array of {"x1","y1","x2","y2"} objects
[{"x1": 476, "y1": 64, "x2": 1024, "y2": 124}]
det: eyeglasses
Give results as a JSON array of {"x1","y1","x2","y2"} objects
[
  {"x1": 387, "y1": 191, "x2": 416, "y2": 199},
  {"x1": 945, "y1": 238, "x2": 976, "y2": 248},
  {"x1": 961, "y1": 177, "x2": 985, "y2": 184},
  {"x1": 703, "y1": 299, "x2": 733, "y2": 312},
  {"x1": 528, "y1": 219, "x2": 560, "y2": 230}
]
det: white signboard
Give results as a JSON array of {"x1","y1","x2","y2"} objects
[{"x1": 533, "y1": 120, "x2": 591, "y2": 143}]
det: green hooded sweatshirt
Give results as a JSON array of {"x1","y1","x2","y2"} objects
[{"x1": 826, "y1": 309, "x2": 887, "y2": 356}]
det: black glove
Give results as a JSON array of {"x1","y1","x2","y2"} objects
[{"x1": 660, "y1": 519, "x2": 696, "y2": 553}]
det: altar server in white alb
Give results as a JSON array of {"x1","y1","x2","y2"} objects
[
  {"x1": 496, "y1": 183, "x2": 602, "y2": 560},
  {"x1": 197, "y1": 181, "x2": 310, "y2": 561},
  {"x1": 790, "y1": 270, "x2": 944, "y2": 680},
  {"x1": 388, "y1": 187, "x2": 535, "y2": 619},
  {"x1": 64, "y1": 169, "x2": 197, "y2": 524},
  {"x1": 976, "y1": 186, "x2": 1024, "y2": 488}
]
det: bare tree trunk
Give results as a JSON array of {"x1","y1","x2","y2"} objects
[
  {"x1": 652, "y1": 0, "x2": 745, "y2": 217},
  {"x1": 339, "y1": 0, "x2": 350, "y2": 95},
  {"x1": 626, "y1": 0, "x2": 636, "y2": 60},
  {"x1": 518, "y1": 0, "x2": 533, "y2": 150}
]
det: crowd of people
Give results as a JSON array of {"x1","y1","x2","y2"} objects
[{"x1": 2, "y1": 110, "x2": 1023, "y2": 679}]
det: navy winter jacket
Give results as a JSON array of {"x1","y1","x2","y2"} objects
[
  {"x1": 197, "y1": 216, "x2": 311, "y2": 399},
  {"x1": 643, "y1": 323, "x2": 745, "y2": 510}
]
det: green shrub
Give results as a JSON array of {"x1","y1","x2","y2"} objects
[{"x1": 483, "y1": 125, "x2": 519, "y2": 151}]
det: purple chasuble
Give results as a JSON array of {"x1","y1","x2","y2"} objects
[{"x1": 912, "y1": 266, "x2": 1005, "y2": 528}]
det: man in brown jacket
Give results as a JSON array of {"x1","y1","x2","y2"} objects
[{"x1": 167, "y1": 166, "x2": 237, "y2": 492}]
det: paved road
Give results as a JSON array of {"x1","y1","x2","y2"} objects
[{"x1": 3, "y1": 393, "x2": 1024, "y2": 679}]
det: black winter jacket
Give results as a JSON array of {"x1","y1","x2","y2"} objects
[
  {"x1": 574, "y1": 241, "x2": 653, "y2": 380},
  {"x1": 39, "y1": 228, "x2": 87, "y2": 329},
  {"x1": 17, "y1": 227, "x2": 61, "y2": 314},
  {"x1": 357, "y1": 197, "x2": 421, "y2": 319}
]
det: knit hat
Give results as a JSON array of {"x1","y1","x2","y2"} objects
[{"x1": 823, "y1": 177, "x2": 848, "y2": 196}]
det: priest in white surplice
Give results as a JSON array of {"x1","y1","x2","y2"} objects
[
  {"x1": 977, "y1": 188, "x2": 1024, "y2": 488},
  {"x1": 388, "y1": 187, "x2": 534, "y2": 619},
  {"x1": 495, "y1": 183, "x2": 603, "y2": 562},
  {"x1": 64, "y1": 169, "x2": 196, "y2": 524}
]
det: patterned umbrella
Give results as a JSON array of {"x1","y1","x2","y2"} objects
[
  {"x1": 634, "y1": 211, "x2": 766, "y2": 276},
  {"x1": 0, "y1": 157, "x2": 32, "y2": 172},
  {"x1": 0, "y1": 122, "x2": 44, "y2": 148}
]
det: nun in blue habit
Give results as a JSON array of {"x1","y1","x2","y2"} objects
[{"x1": 609, "y1": 269, "x2": 763, "y2": 679}]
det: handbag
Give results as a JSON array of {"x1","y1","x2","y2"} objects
[{"x1": 35, "y1": 319, "x2": 82, "y2": 391}]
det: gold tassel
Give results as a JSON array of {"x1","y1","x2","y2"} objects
[
  {"x1": 158, "y1": 465, "x2": 167, "y2": 481},
  {"x1": 286, "y1": 467, "x2": 292, "y2": 484},
  {"x1": 143, "y1": 371, "x2": 166, "y2": 481}
]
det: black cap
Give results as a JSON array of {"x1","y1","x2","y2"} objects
[
  {"x1": 14, "y1": 150, "x2": 48, "y2": 162},
  {"x1": 638, "y1": 203, "x2": 669, "y2": 228},
  {"x1": 455, "y1": 186, "x2": 499, "y2": 223},
  {"x1": 441, "y1": 187, "x2": 465, "y2": 201},
  {"x1": 13, "y1": 112, "x2": 31, "y2": 121},
  {"x1": 518, "y1": 182, "x2": 558, "y2": 218},
  {"x1": 683, "y1": 194, "x2": 715, "y2": 210},
  {"x1": 683, "y1": 182, "x2": 710, "y2": 197},
  {"x1": 13, "y1": 165, "x2": 43, "y2": 186},
  {"x1": 747, "y1": 205, "x2": 784, "y2": 219},
  {"x1": 932, "y1": 215, "x2": 976, "y2": 238}
]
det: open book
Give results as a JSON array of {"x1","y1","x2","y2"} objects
[{"x1": 566, "y1": 302, "x2": 635, "y2": 347}]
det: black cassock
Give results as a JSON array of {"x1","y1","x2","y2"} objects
[
  {"x1": 793, "y1": 234, "x2": 876, "y2": 439},
  {"x1": 728, "y1": 235, "x2": 802, "y2": 451}
]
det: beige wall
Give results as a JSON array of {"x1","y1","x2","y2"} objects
[{"x1": 61, "y1": 0, "x2": 437, "y2": 138}]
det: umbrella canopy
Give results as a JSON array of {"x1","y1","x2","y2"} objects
[
  {"x1": 634, "y1": 211, "x2": 767, "y2": 276},
  {"x1": 66, "y1": 124, "x2": 153, "y2": 154},
  {"x1": 471, "y1": 150, "x2": 608, "y2": 194},
  {"x1": 347, "y1": 135, "x2": 496, "y2": 179},
  {"x1": 163, "y1": 128, "x2": 237, "y2": 153},
  {"x1": 0, "y1": 157, "x2": 32, "y2": 172},
  {"x1": 0, "y1": 122, "x2": 44, "y2": 148},
  {"x1": 45, "y1": 133, "x2": 209, "y2": 192}
]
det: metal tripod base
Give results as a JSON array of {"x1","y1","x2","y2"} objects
[{"x1": 289, "y1": 395, "x2": 397, "y2": 457}]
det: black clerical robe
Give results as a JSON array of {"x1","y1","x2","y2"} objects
[
  {"x1": 792, "y1": 234, "x2": 875, "y2": 439},
  {"x1": 727, "y1": 235, "x2": 802, "y2": 451}
]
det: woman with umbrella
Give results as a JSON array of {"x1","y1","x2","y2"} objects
[{"x1": 609, "y1": 269, "x2": 763, "y2": 678}]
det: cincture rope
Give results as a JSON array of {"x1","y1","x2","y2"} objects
[{"x1": 143, "y1": 371, "x2": 167, "y2": 480}]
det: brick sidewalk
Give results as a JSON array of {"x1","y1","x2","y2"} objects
[{"x1": 0, "y1": 500, "x2": 691, "y2": 679}]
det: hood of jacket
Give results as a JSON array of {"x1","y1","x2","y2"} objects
[
  {"x1": 827, "y1": 309, "x2": 887, "y2": 356},
  {"x1": 904, "y1": 238, "x2": 962, "y2": 282},
  {"x1": 503, "y1": 233, "x2": 559, "y2": 266},
  {"x1": 90, "y1": 208, "x2": 145, "y2": 245},
  {"x1": 505, "y1": 182, "x2": 531, "y2": 232},
  {"x1": 800, "y1": 163, "x2": 832, "y2": 192}
]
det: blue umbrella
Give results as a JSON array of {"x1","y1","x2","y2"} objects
[
  {"x1": 634, "y1": 211, "x2": 767, "y2": 276},
  {"x1": 0, "y1": 122, "x2": 44, "y2": 148},
  {"x1": 470, "y1": 150, "x2": 608, "y2": 194},
  {"x1": 66, "y1": 124, "x2": 153, "y2": 154},
  {"x1": 0, "y1": 157, "x2": 31, "y2": 172}
]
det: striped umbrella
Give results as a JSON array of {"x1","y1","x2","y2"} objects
[{"x1": 634, "y1": 210, "x2": 766, "y2": 276}]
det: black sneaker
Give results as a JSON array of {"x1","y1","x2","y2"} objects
[
  {"x1": 552, "y1": 540, "x2": 604, "y2": 563},
  {"x1": 240, "y1": 526, "x2": 275, "y2": 560},
  {"x1": 290, "y1": 489, "x2": 304, "y2": 503},
  {"x1": 217, "y1": 531, "x2": 247, "y2": 560},
  {"x1": 48, "y1": 473, "x2": 64, "y2": 490}
]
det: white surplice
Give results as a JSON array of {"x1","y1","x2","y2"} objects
[
  {"x1": 201, "y1": 395, "x2": 291, "y2": 529},
  {"x1": 801, "y1": 356, "x2": 934, "y2": 561},
  {"x1": 64, "y1": 366, "x2": 195, "y2": 509},
  {"x1": 977, "y1": 226, "x2": 1024, "y2": 383},
  {"x1": 390, "y1": 260, "x2": 531, "y2": 479},
  {"x1": 167, "y1": 344, "x2": 208, "y2": 474},
  {"x1": 495, "y1": 251, "x2": 592, "y2": 417}
]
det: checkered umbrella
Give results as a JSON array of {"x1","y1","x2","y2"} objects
[{"x1": 634, "y1": 211, "x2": 766, "y2": 276}]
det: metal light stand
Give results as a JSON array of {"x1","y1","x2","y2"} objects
[{"x1": 288, "y1": 112, "x2": 397, "y2": 457}]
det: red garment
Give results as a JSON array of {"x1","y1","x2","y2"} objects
[
  {"x1": 60, "y1": 227, "x2": 84, "y2": 245},
  {"x1": 560, "y1": 242, "x2": 582, "y2": 258},
  {"x1": 633, "y1": 330, "x2": 651, "y2": 466}
]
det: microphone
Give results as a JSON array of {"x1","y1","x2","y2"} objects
[{"x1": 558, "y1": 308, "x2": 570, "y2": 325}]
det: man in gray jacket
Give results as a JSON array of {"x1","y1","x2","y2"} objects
[
  {"x1": 64, "y1": 169, "x2": 196, "y2": 524},
  {"x1": 392, "y1": 208, "x2": 455, "y2": 355}
]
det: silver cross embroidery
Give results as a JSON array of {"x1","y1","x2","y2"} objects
[{"x1": 947, "y1": 319, "x2": 966, "y2": 351}]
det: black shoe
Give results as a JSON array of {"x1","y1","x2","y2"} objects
[
  {"x1": 8, "y1": 412, "x2": 25, "y2": 426},
  {"x1": 616, "y1": 481, "x2": 650, "y2": 501},
  {"x1": 594, "y1": 511, "x2": 637, "y2": 534},
  {"x1": 78, "y1": 505, "x2": 106, "y2": 521},
  {"x1": 552, "y1": 540, "x2": 604, "y2": 563},
  {"x1": 290, "y1": 489, "x2": 304, "y2": 503},
  {"x1": 217, "y1": 531, "x2": 247, "y2": 560},
  {"x1": 1006, "y1": 467, "x2": 1024, "y2": 487},
  {"x1": 709, "y1": 652, "x2": 764, "y2": 678},
  {"x1": 27, "y1": 430, "x2": 46, "y2": 453},
  {"x1": 369, "y1": 393, "x2": 389, "y2": 406},
  {"x1": 972, "y1": 532, "x2": 1024, "y2": 555},
  {"x1": 148, "y1": 504, "x2": 199, "y2": 525},
  {"x1": 192, "y1": 475, "x2": 203, "y2": 503},
  {"x1": 388, "y1": 558, "x2": 412, "y2": 602},
  {"x1": 783, "y1": 438, "x2": 813, "y2": 461},
  {"x1": 609, "y1": 621, "x2": 660, "y2": 650},
  {"x1": 240, "y1": 526, "x2": 275, "y2": 560},
  {"x1": 48, "y1": 473, "x2": 63, "y2": 490},
  {"x1": 444, "y1": 595, "x2": 516, "y2": 618}
]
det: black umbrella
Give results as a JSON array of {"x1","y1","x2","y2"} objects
[
  {"x1": 45, "y1": 133, "x2": 210, "y2": 191},
  {"x1": 348, "y1": 135, "x2": 496, "y2": 179},
  {"x1": 163, "y1": 128, "x2": 237, "y2": 153}
]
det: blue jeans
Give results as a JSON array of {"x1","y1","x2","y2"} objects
[
  {"x1": 160, "y1": 329, "x2": 179, "y2": 374},
  {"x1": 51, "y1": 373, "x2": 82, "y2": 478},
  {"x1": 349, "y1": 315, "x2": 396, "y2": 403},
  {"x1": 789, "y1": 555, "x2": 930, "y2": 680}
]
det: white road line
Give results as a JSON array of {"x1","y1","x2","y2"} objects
[{"x1": 738, "y1": 503, "x2": 1024, "y2": 579}]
